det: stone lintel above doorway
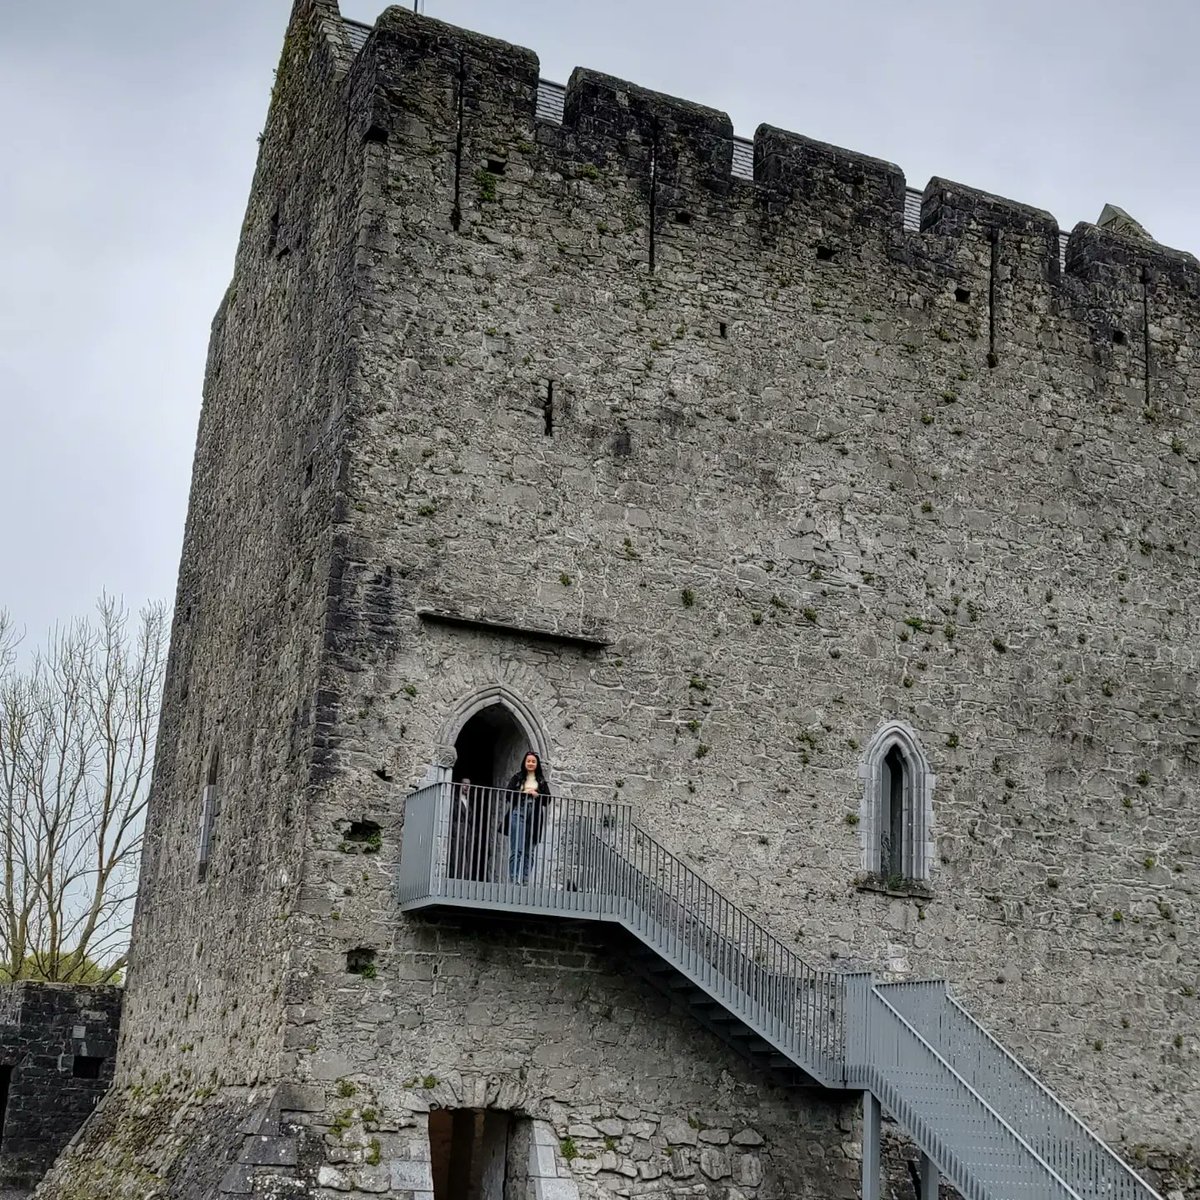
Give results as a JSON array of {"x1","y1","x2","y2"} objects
[{"x1": 416, "y1": 608, "x2": 611, "y2": 651}]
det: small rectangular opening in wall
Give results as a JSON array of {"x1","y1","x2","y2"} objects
[
  {"x1": 346, "y1": 948, "x2": 377, "y2": 977},
  {"x1": 954, "y1": 287, "x2": 971, "y2": 303},
  {"x1": 718, "y1": 321, "x2": 728, "y2": 339},
  {"x1": 1112, "y1": 329, "x2": 1127, "y2": 345},
  {"x1": 0, "y1": 1065, "x2": 12, "y2": 1141},
  {"x1": 72, "y1": 1055, "x2": 104, "y2": 1080},
  {"x1": 674, "y1": 210, "x2": 692, "y2": 225},
  {"x1": 485, "y1": 158, "x2": 507, "y2": 175},
  {"x1": 815, "y1": 244, "x2": 835, "y2": 262}
]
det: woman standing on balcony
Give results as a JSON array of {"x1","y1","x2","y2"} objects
[{"x1": 504, "y1": 751, "x2": 551, "y2": 884}]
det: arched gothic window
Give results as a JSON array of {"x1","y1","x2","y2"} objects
[
  {"x1": 197, "y1": 743, "x2": 221, "y2": 881},
  {"x1": 858, "y1": 721, "x2": 934, "y2": 883}
]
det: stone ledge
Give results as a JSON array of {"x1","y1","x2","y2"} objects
[
  {"x1": 417, "y1": 609, "x2": 610, "y2": 650},
  {"x1": 853, "y1": 875, "x2": 933, "y2": 901}
]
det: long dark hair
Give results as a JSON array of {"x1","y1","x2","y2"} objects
[
  {"x1": 508, "y1": 749, "x2": 550, "y2": 795},
  {"x1": 519, "y1": 749, "x2": 548, "y2": 787}
]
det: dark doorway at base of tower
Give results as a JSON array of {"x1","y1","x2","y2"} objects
[{"x1": 429, "y1": 1108, "x2": 512, "y2": 1200}]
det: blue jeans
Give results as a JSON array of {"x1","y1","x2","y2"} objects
[{"x1": 508, "y1": 801, "x2": 534, "y2": 883}]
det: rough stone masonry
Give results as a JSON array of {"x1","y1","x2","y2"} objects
[{"x1": 36, "y1": 1, "x2": 1199, "y2": 1197}]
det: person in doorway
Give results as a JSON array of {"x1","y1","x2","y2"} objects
[{"x1": 504, "y1": 751, "x2": 551, "y2": 884}]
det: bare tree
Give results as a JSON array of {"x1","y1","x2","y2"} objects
[{"x1": 0, "y1": 597, "x2": 167, "y2": 983}]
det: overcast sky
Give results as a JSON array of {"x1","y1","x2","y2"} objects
[{"x1": 1, "y1": 0, "x2": 1196, "y2": 646}]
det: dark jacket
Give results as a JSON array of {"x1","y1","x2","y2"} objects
[{"x1": 504, "y1": 769, "x2": 551, "y2": 844}]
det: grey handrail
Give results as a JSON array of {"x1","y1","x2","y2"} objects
[
  {"x1": 599, "y1": 822, "x2": 848, "y2": 1082},
  {"x1": 880, "y1": 980, "x2": 1161, "y2": 1200},
  {"x1": 849, "y1": 979, "x2": 1085, "y2": 1200}
]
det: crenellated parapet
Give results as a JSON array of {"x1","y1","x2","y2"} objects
[{"x1": 336, "y1": 5, "x2": 1197, "y2": 342}]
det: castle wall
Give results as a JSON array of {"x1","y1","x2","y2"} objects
[
  {"x1": 0, "y1": 983, "x2": 121, "y2": 1189},
  {"x1": 299, "y1": 5, "x2": 1200, "y2": 1184},
  {"x1": 111, "y1": 0, "x2": 363, "y2": 1091},
  {"x1": 288, "y1": 914, "x2": 858, "y2": 1200},
  {"x1": 39, "y1": 3, "x2": 1200, "y2": 1197}
]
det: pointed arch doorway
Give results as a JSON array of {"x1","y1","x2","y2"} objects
[
  {"x1": 439, "y1": 688, "x2": 552, "y2": 885},
  {"x1": 452, "y1": 704, "x2": 529, "y2": 792},
  {"x1": 441, "y1": 686, "x2": 549, "y2": 792}
]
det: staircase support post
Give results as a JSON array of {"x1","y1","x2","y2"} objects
[
  {"x1": 861, "y1": 1091, "x2": 881, "y2": 1200},
  {"x1": 919, "y1": 1153, "x2": 937, "y2": 1200}
]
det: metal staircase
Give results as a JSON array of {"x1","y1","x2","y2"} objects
[{"x1": 397, "y1": 783, "x2": 1162, "y2": 1200}]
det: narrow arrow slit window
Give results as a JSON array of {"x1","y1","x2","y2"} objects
[{"x1": 197, "y1": 744, "x2": 220, "y2": 882}]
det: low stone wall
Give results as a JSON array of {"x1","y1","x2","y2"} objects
[{"x1": 0, "y1": 984, "x2": 121, "y2": 1190}]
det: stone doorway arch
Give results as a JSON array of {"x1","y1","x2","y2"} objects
[{"x1": 435, "y1": 686, "x2": 550, "y2": 789}]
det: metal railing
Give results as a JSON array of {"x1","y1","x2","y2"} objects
[
  {"x1": 879, "y1": 980, "x2": 1161, "y2": 1200},
  {"x1": 848, "y1": 979, "x2": 1085, "y2": 1200},
  {"x1": 397, "y1": 783, "x2": 1163, "y2": 1200},
  {"x1": 398, "y1": 782, "x2": 848, "y2": 1082}
]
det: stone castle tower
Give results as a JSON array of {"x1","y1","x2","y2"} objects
[{"x1": 38, "y1": 2, "x2": 1199, "y2": 1198}]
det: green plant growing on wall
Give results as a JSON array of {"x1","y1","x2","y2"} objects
[{"x1": 475, "y1": 169, "x2": 498, "y2": 201}]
